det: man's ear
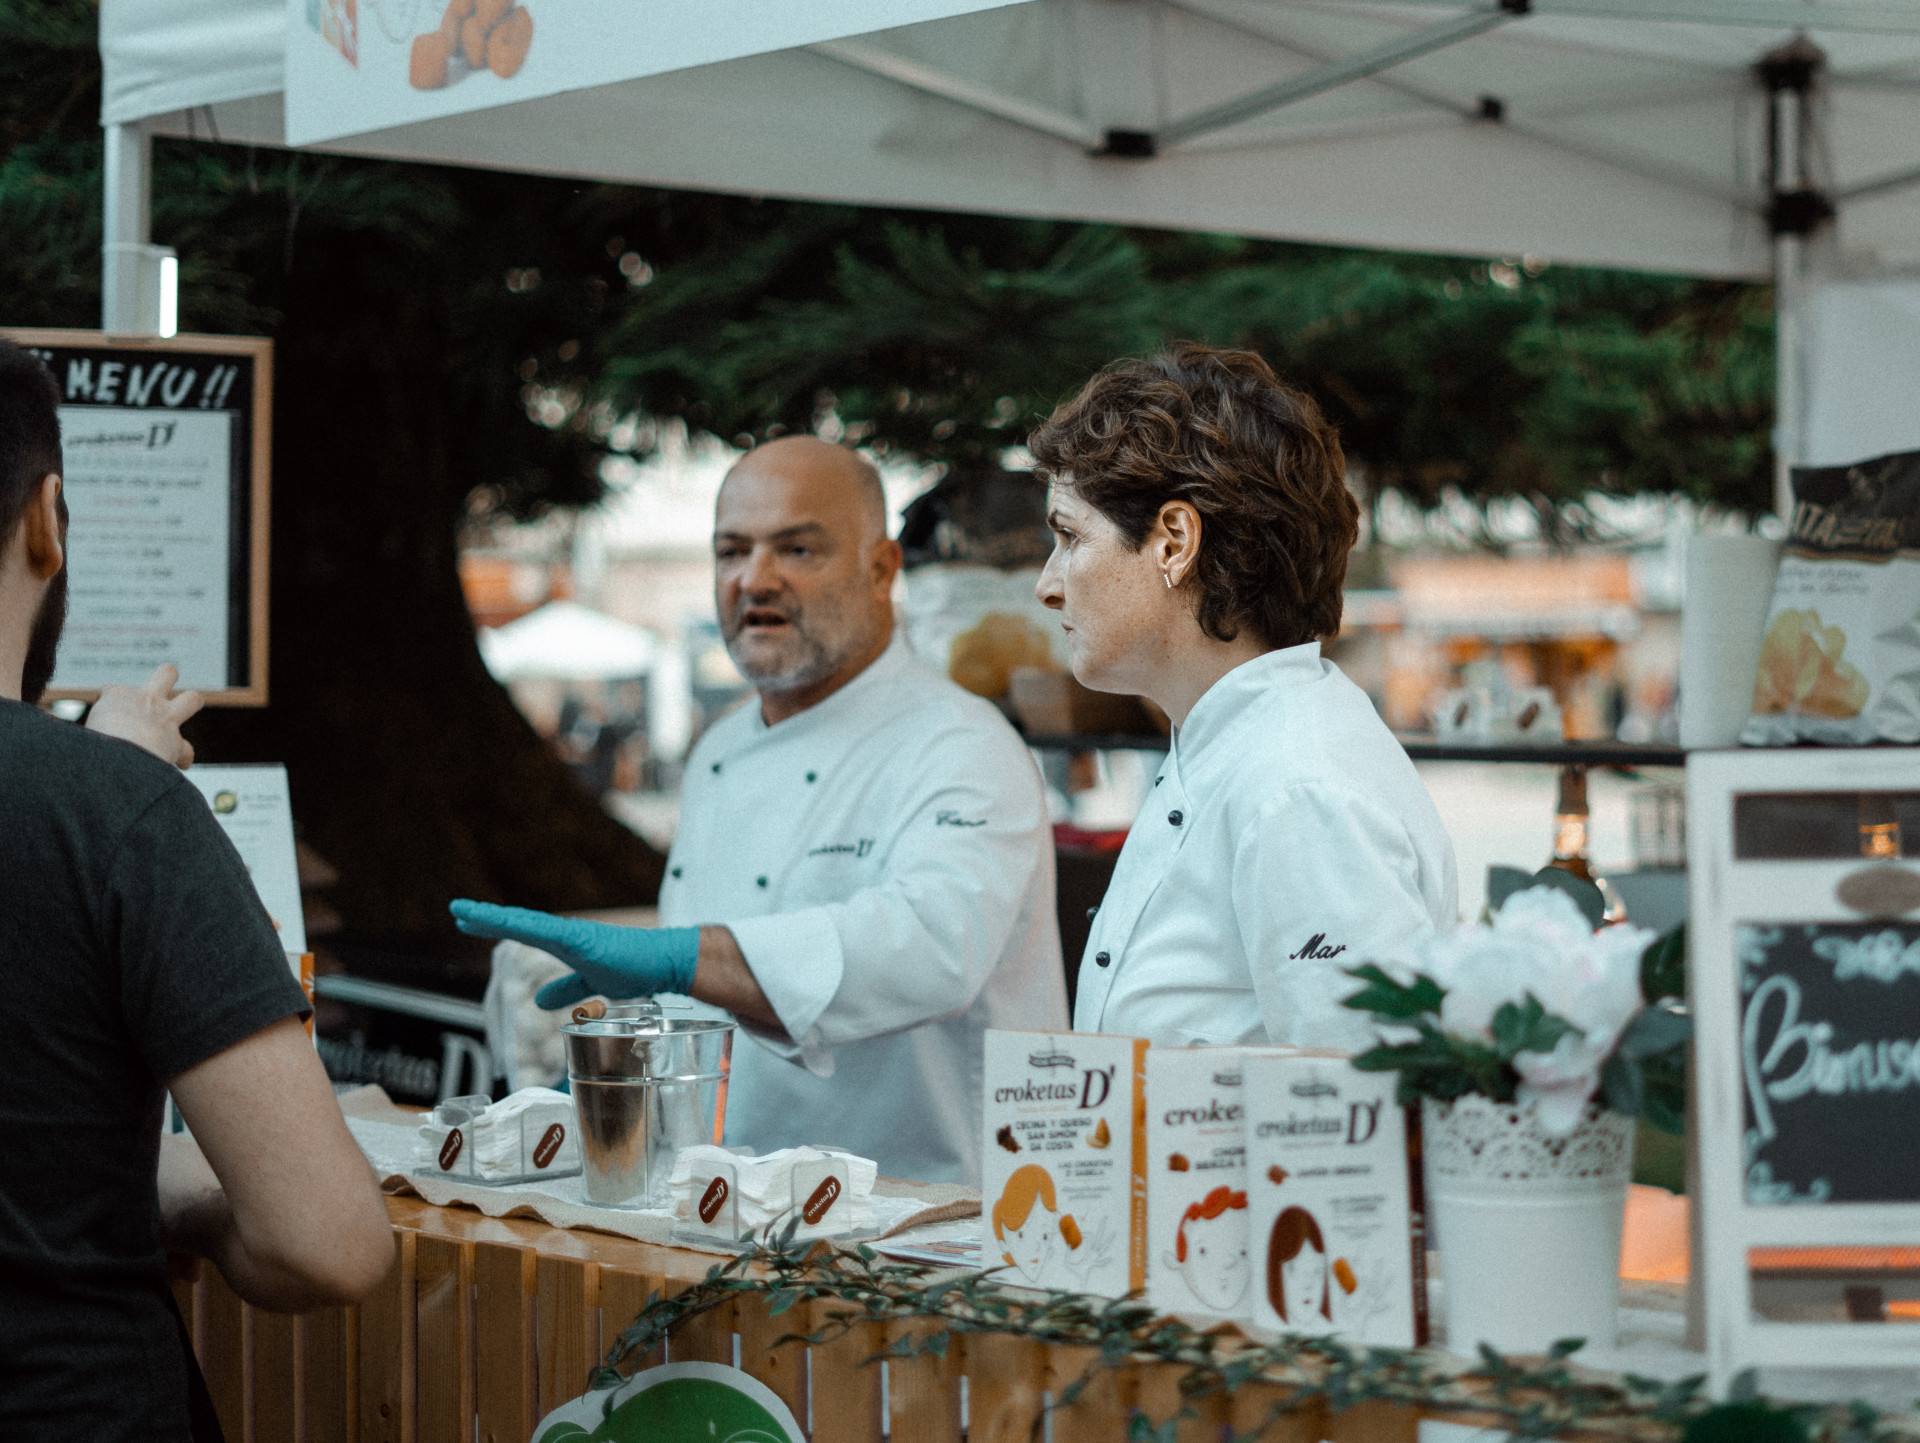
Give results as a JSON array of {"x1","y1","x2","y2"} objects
[
  {"x1": 23, "y1": 474, "x2": 63, "y2": 580},
  {"x1": 871, "y1": 536, "x2": 904, "y2": 590}
]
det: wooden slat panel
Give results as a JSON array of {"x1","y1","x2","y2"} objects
[
  {"x1": 1323, "y1": 1398, "x2": 1420, "y2": 1443},
  {"x1": 415, "y1": 1235, "x2": 475, "y2": 1443},
  {"x1": 735, "y1": 1292, "x2": 808, "y2": 1428},
  {"x1": 596, "y1": 1266, "x2": 666, "y2": 1376},
  {"x1": 298, "y1": 1306, "x2": 351, "y2": 1443},
  {"x1": 201, "y1": 1270, "x2": 248, "y2": 1443},
  {"x1": 475, "y1": 1242, "x2": 538, "y2": 1443},
  {"x1": 669, "y1": 1296, "x2": 737, "y2": 1365},
  {"x1": 171, "y1": 1261, "x2": 204, "y2": 1356},
  {"x1": 806, "y1": 1307, "x2": 884, "y2": 1443},
  {"x1": 885, "y1": 1319, "x2": 963, "y2": 1443},
  {"x1": 536, "y1": 1256, "x2": 600, "y2": 1419},
  {"x1": 964, "y1": 1330, "x2": 1051, "y2": 1443},
  {"x1": 1230, "y1": 1379, "x2": 1326, "y2": 1442},
  {"x1": 1047, "y1": 1343, "x2": 1133, "y2": 1443},
  {"x1": 253, "y1": 1308, "x2": 300, "y2": 1443},
  {"x1": 357, "y1": 1229, "x2": 416, "y2": 1443},
  {"x1": 1131, "y1": 1359, "x2": 1230, "y2": 1443}
]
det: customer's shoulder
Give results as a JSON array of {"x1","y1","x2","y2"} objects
[{"x1": 0, "y1": 700, "x2": 191, "y2": 823}]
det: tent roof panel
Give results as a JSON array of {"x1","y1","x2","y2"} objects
[{"x1": 107, "y1": 0, "x2": 1920, "y2": 279}]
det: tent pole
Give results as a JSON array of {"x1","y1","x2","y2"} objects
[
  {"x1": 1760, "y1": 36, "x2": 1829, "y2": 524},
  {"x1": 1772, "y1": 233, "x2": 1802, "y2": 523},
  {"x1": 100, "y1": 121, "x2": 174, "y2": 335}
]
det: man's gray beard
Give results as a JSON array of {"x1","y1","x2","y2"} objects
[{"x1": 724, "y1": 627, "x2": 844, "y2": 694}]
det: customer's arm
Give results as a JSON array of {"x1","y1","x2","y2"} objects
[{"x1": 163, "y1": 1016, "x2": 394, "y2": 1312}]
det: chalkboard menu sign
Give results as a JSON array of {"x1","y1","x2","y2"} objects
[
  {"x1": 1690, "y1": 748, "x2": 1920, "y2": 1391},
  {"x1": 2, "y1": 329, "x2": 271, "y2": 706},
  {"x1": 1738, "y1": 921, "x2": 1920, "y2": 1205}
]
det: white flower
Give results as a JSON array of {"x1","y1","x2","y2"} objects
[{"x1": 1399, "y1": 885, "x2": 1653, "y2": 1134}]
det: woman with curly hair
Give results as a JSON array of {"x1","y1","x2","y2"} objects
[{"x1": 1031, "y1": 343, "x2": 1456, "y2": 1047}]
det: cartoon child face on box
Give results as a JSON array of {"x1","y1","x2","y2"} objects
[
  {"x1": 991, "y1": 1164, "x2": 1083, "y2": 1288},
  {"x1": 1268, "y1": 1205, "x2": 1335, "y2": 1326},
  {"x1": 1173, "y1": 1185, "x2": 1248, "y2": 1313}
]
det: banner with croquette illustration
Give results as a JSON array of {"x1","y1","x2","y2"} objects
[
  {"x1": 285, "y1": 0, "x2": 1026, "y2": 147},
  {"x1": 1743, "y1": 448, "x2": 1920, "y2": 747}
]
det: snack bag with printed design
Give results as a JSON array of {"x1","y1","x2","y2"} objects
[{"x1": 1743, "y1": 450, "x2": 1920, "y2": 745}]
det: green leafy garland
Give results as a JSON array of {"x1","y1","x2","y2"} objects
[{"x1": 594, "y1": 1229, "x2": 1912, "y2": 1443}]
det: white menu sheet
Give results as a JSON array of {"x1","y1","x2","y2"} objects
[
  {"x1": 50, "y1": 406, "x2": 234, "y2": 690},
  {"x1": 183, "y1": 764, "x2": 307, "y2": 955}
]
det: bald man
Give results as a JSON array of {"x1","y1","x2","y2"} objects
[{"x1": 455, "y1": 439, "x2": 1066, "y2": 1183}]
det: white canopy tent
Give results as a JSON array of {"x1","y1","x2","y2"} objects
[
  {"x1": 478, "y1": 599, "x2": 658, "y2": 682},
  {"x1": 97, "y1": 0, "x2": 1920, "y2": 504}
]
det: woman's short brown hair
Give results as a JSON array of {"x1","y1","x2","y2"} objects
[{"x1": 1029, "y1": 344, "x2": 1357, "y2": 649}]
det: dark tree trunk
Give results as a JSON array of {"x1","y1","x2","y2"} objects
[{"x1": 187, "y1": 214, "x2": 663, "y2": 969}]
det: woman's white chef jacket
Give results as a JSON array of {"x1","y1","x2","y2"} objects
[
  {"x1": 659, "y1": 635, "x2": 1066, "y2": 1185},
  {"x1": 1074, "y1": 643, "x2": 1457, "y2": 1049}
]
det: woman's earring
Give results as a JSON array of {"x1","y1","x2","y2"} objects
[{"x1": 1164, "y1": 571, "x2": 1174, "y2": 590}]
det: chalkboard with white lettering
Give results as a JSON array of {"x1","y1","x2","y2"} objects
[
  {"x1": 1739, "y1": 920, "x2": 1920, "y2": 1205},
  {"x1": 1, "y1": 329, "x2": 271, "y2": 705}
]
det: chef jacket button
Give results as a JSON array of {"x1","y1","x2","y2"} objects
[
  {"x1": 1168, "y1": 809, "x2": 1183, "y2": 826},
  {"x1": 670, "y1": 866, "x2": 682, "y2": 879},
  {"x1": 711, "y1": 762, "x2": 722, "y2": 774},
  {"x1": 1095, "y1": 951, "x2": 1111, "y2": 968},
  {"x1": 805, "y1": 771, "x2": 817, "y2": 783},
  {"x1": 1154, "y1": 775, "x2": 1163, "y2": 786},
  {"x1": 1086, "y1": 905, "x2": 1099, "y2": 920},
  {"x1": 756, "y1": 875, "x2": 768, "y2": 888}
]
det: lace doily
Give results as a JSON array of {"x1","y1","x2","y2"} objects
[{"x1": 1422, "y1": 1094, "x2": 1634, "y2": 1194}]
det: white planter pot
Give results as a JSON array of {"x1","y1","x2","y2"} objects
[{"x1": 1422, "y1": 1094, "x2": 1634, "y2": 1357}]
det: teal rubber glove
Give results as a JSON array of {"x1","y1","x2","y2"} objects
[{"x1": 449, "y1": 899, "x2": 700, "y2": 1012}]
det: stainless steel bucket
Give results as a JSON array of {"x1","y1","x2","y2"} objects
[{"x1": 561, "y1": 1016, "x2": 734, "y2": 1208}]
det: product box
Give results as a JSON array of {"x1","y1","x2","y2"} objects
[
  {"x1": 1145, "y1": 1046, "x2": 1256, "y2": 1320},
  {"x1": 981, "y1": 1029, "x2": 1148, "y2": 1297},
  {"x1": 1242, "y1": 1052, "x2": 1426, "y2": 1346}
]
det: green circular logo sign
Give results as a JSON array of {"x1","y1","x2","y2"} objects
[{"x1": 534, "y1": 1361, "x2": 804, "y2": 1443}]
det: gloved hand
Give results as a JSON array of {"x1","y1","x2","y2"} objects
[{"x1": 449, "y1": 900, "x2": 700, "y2": 1012}]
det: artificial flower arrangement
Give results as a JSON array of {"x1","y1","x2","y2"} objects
[{"x1": 1340, "y1": 868, "x2": 1690, "y2": 1136}]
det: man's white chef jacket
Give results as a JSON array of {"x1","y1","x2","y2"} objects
[
  {"x1": 660, "y1": 635, "x2": 1066, "y2": 1185},
  {"x1": 1074, "y1": 643, "x2": 1457, "y2": 1049}
]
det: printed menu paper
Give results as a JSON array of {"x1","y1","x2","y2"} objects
[
  {"x1": 55, "y1": 407, "x2": 235, "y2": 689},
  {"x1": 184, "y1": 764, "x2": 307, "y2": 957}
]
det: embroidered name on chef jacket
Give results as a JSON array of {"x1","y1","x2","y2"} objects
[
  {"x1": 808, "y1": 838, "x2": 874, "y2": 858},
  {"x1": 1288, "y1": 933, "x2": 1347, "y2": 961}
]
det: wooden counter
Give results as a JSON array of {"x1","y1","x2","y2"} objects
[{"x1": 169, "y1": 1194, "x2": 1518, "y2": 1443}]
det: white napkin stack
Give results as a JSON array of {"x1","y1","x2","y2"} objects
[
  {"x1": 417, "y1": 1087, "x2": 579, "y2": 1182},
  {"x1": 668, "y1": 1144, "x2": 879, "y2": 1241}
]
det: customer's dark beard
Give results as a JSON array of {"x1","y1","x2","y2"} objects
[{"x1": 21, "y1": 565, "x2": 67, "y2": 705}]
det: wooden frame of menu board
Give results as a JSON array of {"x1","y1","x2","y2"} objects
[
  {"x1": 1688, "y1": 746, "x2": 1920, "y2": 1394},
  {"x1": 2, "y1": 328, "x2": 271, "y2": 706}
]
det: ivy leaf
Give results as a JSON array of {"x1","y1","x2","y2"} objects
[
  {"x1": 1547, "y1": 1337, "x2": 1586, "y2": 1359},
  {"x1": 1641, "y1": 923, "x2": 1687, "y2": 1004},
  {"x1": 1342, "y1": 963, "x2": 1444, "y2": 1019},
  {"x1": 1522, "y1": 866, "x2": 1607, "y2": 930},
  {"x1": 1600, "y1": 1052, "x2": 1644, "y2": 1118},
  {"x1": 1682, "y1": 1399, "x2": 1812, "y2": 1443},
  {"x1": 1617, "y1": 1003, "x2": 1692, "y2": 1061},
  {"x1": 1490, "y1": 994, "x2": 1579, "y2": 1060},
  {"x1": 1487, "y1": 865, "x2": 1535, "y2": 914}
]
